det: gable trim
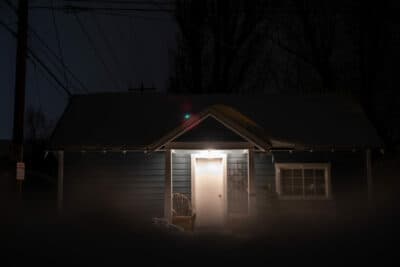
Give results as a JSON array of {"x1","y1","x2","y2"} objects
[
  {"x1": 208, "y1": 114, "x2": 267, "y2": 151},
  {"x1": 148, "y1": 107, "x2": 271, "y2": 152},
  {"x1": 165, "y1": 142, "x2": 253, "y2": 150}
]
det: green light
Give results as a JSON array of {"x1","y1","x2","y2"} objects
[{"x1": 184, "y1": 113, "x2": 191, "y2": 120}]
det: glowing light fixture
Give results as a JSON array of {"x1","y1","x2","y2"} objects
[
  {"x1": 184, "y1": 113, "x2": 191, "y2": 120},
  {"x1": 197, "y1": 149, "x2": 222, "y2": 158}
]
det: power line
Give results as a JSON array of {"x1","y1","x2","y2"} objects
[
  {"x1": 128, "y1": 16, "x2": 136, "y2": 86},
  {"x1": 62, "y1": 0, "x2": 175, "y2": 5},
  {"x1": 0, "y1": 19, "x2": 72, "y2": 97},
  {"x1": 73, "y1": 11, "x2": 121, "y2": 90},
  {"x1": 30, "y1": 57, "x2": 66, "y2": 99},
  {"x1": 32, "y1": 61, "x2": 43, "y2": 109},
  {"x1": 31, "y1": 61, "x2": 69, "y2": 98},
  {"x1": 92, "y1": 11, "x2": 173, "y2": 21},
  {"x1": 91, "y1": 12, "x2": 126, "y2": 88},
  {"x1": 28, "y1": 28, "x2": 89, "y2": 94},
  {"x1": 3, "y1": 0, "x2": 87, "y2": 95},
  {"x1": 28, "y1": 48, "x2": 72, "y2": 97},
  {"x1": 2, "y1": 0, "x2": 18, "y2": 13},
  {"x1": 51, "y1": 0, "x2": 70, "y2": 92},
  {"x1": 30, "y1": 5, "x2": 174, "y2": 13}
]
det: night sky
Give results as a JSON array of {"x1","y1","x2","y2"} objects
[{"x1": 0, "y1": 0, "x2": 177, "y2": 139}]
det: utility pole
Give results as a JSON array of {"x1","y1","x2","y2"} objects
[{"x1": 12, "y1": 0, "x2": 29, "y2": 192}]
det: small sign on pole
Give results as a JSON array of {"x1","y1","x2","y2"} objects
[{"x1": 16, "y1": 162, "x2": 25, "y2": 181}]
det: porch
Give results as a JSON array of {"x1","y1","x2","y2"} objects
[{"x1": 163, "y1": 147, "x2": 257, "y2": 231}]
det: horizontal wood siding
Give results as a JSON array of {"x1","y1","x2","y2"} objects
[
  {"x1": 172, "y1": 152, "x2": 191, "y2": 198},
  {"x1": 254, "y1": 153, "x2": 275, "y2": 219},
  {"x1": 63, "y1": 149, "x2": 367, "y2": 225},
  {"x1": 272, "y1": 151, "x2": 366, "y2": 198},
  {"x1": 272, "y1": 151, "x2": 366, "y2": 222},
  {"x1": 64, "y1": 152, "x2": 165, "y2": 221}
]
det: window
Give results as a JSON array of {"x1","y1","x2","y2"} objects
[{"x1": 275, "y1": 163, "x2": 331, "y2": 199}]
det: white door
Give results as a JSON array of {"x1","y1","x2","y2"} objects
[{"x1": 193, "y1": 157, "x2": 226, "y2": 228}]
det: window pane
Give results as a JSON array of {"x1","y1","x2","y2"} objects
[
  {"x1": 293, "y1": 169, "x2": 303, "y2": 195},
  {"x1": 281, "y1": 176, "x2": 292, "y2": 195},
  {"x1": 304, "y1": 169, "x2": 315, "y2": 196},
  {"x1": 315, "y1": 176, "x2": 326, "y2": 196},
  {"x1": 281, "y1": 169, "x2": 292, "y2": 178},
  {"x1": 315, "y1": 169, "x2": 325, "y2": 179},
  {"x1": 293, "y1": 176, "x2": 303, "y2": 195},
  {"x1": 293, "y1": 169, "x2": 302, "y2": 177},
  {"x1": 281, "y1": 169, "x2": 293, "y2": 195},
  {"x1": 304, "y1": 169, "x2": 313, "y2": 178}
]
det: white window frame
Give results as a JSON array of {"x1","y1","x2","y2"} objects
[{"x1": 275, "y1": 163, "x2": 332, "y2": 200}]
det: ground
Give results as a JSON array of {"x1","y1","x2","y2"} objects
[
  {"x1": 1, "y1": 155, "x2": 399, "y2": 266},
  {"x1": 2, "y1": 205, "x2": 398, "y2": 266}
]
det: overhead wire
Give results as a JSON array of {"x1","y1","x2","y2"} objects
[
  {"x1": 4, "y1": 0, "x2": 176, "y2": 95},
  {"x1": 91, "y1": 12, "x2": 126, "y2": 88},
  {"x1": 128, "y1": 15, "x2": 136, "y2": 87},
  {"x1": 2, "y1": 0, "x2": 80, "y2": 96},
  {"x1": 73, "y1": 11, "x2": 121, "y2": 90},
  {"x1": 62, "y1": 0, "x2": 175, "y2": 5},
  {"x1": 30, "y1": 5, "x2": 174, "y2": 13},
  {"x1": 51, "y1": 0, "x2": 71, "y2": 93},
  {"x1": 32, "y1": 60, "x2": 68, "y2": 98},
  {"x1": 31, "y1": 58, "x2": 45, "y2": 109},
  {"x1": 28, "y1": 28, "x2": 89, "y2": 94},
  {"x1": 0, "y1": 19, "x2": 72, "y2": 97},
  {"x1": 90, "y1": 11, "x2": 173, "y2": 21}
]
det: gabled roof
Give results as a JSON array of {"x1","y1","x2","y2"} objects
[
  {"x1": 50, "y1": 93, "x2": 383, "y2": 151},
  {"x1": 149, "y1": 105, "x2": 272, "y2": 151}
]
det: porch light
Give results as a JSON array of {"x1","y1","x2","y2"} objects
[
  {"x1": 184, "y1": 113, "x2": 191, "y2": 120},
  {"x1": 198, "y1": 149, "x2": 220, "y2": 158}
]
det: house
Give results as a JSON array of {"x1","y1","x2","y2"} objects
[{"x1": 50, "y1": 93, "x2": 382, "y2": 230}]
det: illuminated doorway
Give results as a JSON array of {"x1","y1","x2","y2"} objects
[{"x1": 191, "y1": 152, "x2": 227, "y2": 229}]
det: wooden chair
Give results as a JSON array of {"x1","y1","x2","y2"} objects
[{"x1": 172, "y1": 193, "x2": 196, "y2": 231}]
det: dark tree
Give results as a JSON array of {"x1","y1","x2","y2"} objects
[
  {"x1": 25, "y1": 106, "x2": 53, "y2": 143},
  {"x1": 168, "y1": 0, "x2": 400, "y2": 150},
  {"x1": 169, "y1": 0, "x2": 272, "y2": 93}
]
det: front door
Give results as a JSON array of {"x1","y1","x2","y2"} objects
[{"x1": 192, "y1": 155, "x2": 226, "y2": 229}]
